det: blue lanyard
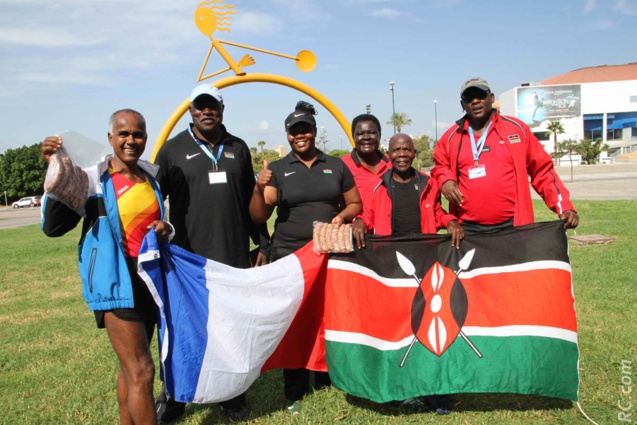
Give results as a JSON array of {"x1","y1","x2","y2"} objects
[
  {"x1": 468, "y1": 121, "x2": 491, "y2": 165},
  {"x1": 188, "y1": 125, "x2": 224, "y2": 169}
]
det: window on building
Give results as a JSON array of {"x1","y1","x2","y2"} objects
[
  {"x1": 584, "y1": 129, "x2": 602, "y2": 140},
  {"x1": 632, "y1": 127, "x2": 637, "y2": 139},
  {"x1": 583, "y1": 115, "x2": 602, "y2": 141},
  {"x1": 533, "y1": 131, "x2": 551, "y2": 141},
  {"x1": 606, "y1": 129, "x2": 623, "y2": 140}
]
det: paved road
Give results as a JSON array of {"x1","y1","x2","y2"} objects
[
  {"x1": 0, "y1": 206, "x2": 42, "y2": 230},
  {"x1": 532, "y1": 163, "x2": 637, "y2": 201},
  {"x1": 2, "y1": 163, "x2": 636, "y2": 229}
]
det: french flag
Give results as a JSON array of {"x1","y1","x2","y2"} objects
[{"x1": 138, "y1": 231, "x2": 327, "y2": 403}]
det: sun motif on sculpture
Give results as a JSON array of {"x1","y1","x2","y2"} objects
[
  {"x1": 195, "y1": 0, "x2": 237, "y2": 38},
  {"x1": 193, "y1": 1, "x2": 316, "y2": 80}
]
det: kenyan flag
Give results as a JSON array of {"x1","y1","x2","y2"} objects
[{"x1": 324, "y1": 221, "x2": 578, "y2": 403}]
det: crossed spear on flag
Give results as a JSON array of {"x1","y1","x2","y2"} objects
[{"x1": 398, "y1": 249, "x2": 483, "y2": 367}]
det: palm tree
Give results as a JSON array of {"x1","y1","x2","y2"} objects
[
  {"x1": 547, "y1": 121, "x2": 565, "y2": 165},
  {"x1": 387, "y1": 112, "x2": 412, "y2": 133},
  {"x1": 257, "y1": 140, "x2": 266, "y2": 153}
]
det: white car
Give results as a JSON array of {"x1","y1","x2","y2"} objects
[{"x1": 12, "y1": 196, "x2": 41, "y2": 208}]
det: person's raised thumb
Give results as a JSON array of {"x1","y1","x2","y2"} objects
[{"x1": 263, "y1": 160, "x2": 269, "y2": 170}]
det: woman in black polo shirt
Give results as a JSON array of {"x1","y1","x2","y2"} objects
[{"x1": 250, "y1": 100, "x2": 362, "y2": 414}]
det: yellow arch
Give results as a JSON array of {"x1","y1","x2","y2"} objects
[{"x1": 150, "y1": 73, "x2": 353, "y2": 162}]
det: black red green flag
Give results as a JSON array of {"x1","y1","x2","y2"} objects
[{"x1": 324, "y1": 220, "x2": 579, "y2": 402}]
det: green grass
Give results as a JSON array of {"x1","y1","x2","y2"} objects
[{"x1": 1, "y1": 201, "x2": 635, "y2": 424}]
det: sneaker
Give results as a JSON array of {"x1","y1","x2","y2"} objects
[
  {"x1": 429, "y1": 394, "x2": 453, "y2": 415},
  {"x1": 285, "y1": 399, "x2": 302, "y2": 415},
  {"x1": 155, "y1": 397, "x2": 186, "y2": 423},
  {"x1": 220, "y1": 405, "x2": 250, "y2": 423},
  {"x1": 400, "y1": 395, "x2": 452, "y2": 415}
]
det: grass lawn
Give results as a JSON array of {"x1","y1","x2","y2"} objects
[{"x1": 1, "y1": 201, "x2": 635, "y2": 424}]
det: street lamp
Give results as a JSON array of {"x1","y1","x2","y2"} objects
[
  {"x1": 319, "y1": 126, "x2": 327, "y2": 151},
  {"x1": 389, "y1": 81, "x2": 396, "y2": 135},
  {"x1": 434, "y1": 99, "x2": 438, "y2": 144}
]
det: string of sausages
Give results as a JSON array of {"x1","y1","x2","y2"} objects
[{"x1": 312, "y1": 222, "x2": 353, "y2": 254}]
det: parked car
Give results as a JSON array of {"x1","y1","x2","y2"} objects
[{"x1": 12, "y1": 196, "x2": 41, "y2": 208}]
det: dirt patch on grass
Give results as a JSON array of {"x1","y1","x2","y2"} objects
[{"x1": 569, "y1": 234, "x2": 617, "y2": 246}]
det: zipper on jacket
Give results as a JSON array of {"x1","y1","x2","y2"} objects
[{"x1": 88, "y1": 248, "x2": 98, "y2": 292}]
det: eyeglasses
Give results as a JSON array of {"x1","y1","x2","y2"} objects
[
  {"x1": 462, "y1": 90, "x2": 491, "y2": 103},
  {"x1": 354, "y1": 130, "x2": 379, "y2": 137}
]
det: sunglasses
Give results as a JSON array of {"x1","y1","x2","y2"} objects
[{"x1": 462, "y1": 89, "x2": 491, "y2": 103}]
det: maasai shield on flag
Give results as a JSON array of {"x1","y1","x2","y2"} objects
[
  {"x1": 138, "y1": 231, "x2": 328, "y2": 404},
  {"x1": 412, "y1": 261, "x2": 468, "y2": 357},
  {"x1": 324, "y1": 221, "x2": 579, "y2": 403}
]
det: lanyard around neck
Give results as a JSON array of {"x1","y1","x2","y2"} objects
[
  {"x1": 468, "y1": 121, "x2": 491, "y2": 165},
  {"x1": 188, "y1": 125, "x2": 224, "y2": 167}
]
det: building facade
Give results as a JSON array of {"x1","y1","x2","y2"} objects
[{"x1": 499, "y1": 63, "x2": 637, "y2": 163}]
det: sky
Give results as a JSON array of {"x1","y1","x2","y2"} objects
[{"x1": 1, "y1": 0, "x2": 636, "y2": 157}]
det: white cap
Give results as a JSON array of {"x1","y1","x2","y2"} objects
[{"x1": 189, "y1": 84, "x2": 223, "y2": 104}]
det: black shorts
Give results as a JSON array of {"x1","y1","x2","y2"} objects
[
  {"x1": 461, "y1": 218, "x2": 514, "y2": 234},
  {"x1": 94, "y1": 257, "x2": 157, "y2": 329}
]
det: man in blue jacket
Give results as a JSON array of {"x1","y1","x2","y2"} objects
[{"x1": 41, "y1": 109, "x2": 174, "y2": 424}]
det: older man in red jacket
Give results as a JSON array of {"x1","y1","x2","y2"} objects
[{"x1": 352, "y1": 133, "x2": 463, "y2": 249}]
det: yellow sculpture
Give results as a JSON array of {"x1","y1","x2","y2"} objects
[
  {"x1": 150, "y1": 1, "x2": 352, "y2": 161},
  {"x1": 194, "y1": 0, "x2": 316, "y2": 78}
]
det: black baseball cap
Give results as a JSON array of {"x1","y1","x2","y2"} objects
[{"x1": 284, "y1": 101, "x2": 317, "y2": 131}]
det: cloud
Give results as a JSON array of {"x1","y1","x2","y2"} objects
[
  {"x1": 343, "y1": 0, "x2": 408, "y2": 4},
  {"x1": 433, "y1": 120, "x2": 451, "y2": 131},
  {"x1": 589, "y1": 19, "x2": 614, "y2": 30},
  {"x1": 0, "y1": 28, "x2": 105, "y2": 47},
  {"x1": 0, "y1": 1, "x2": 200, "y2": 90},
  {"x1": 613, "y1": 0, "x2": 637, "y2": 15},
  {"x1": 269, "y1": 0, "x2": 328, "y2": 20},
  {"x1": 583, "y1": 0, "x2": 596, "y2": 14},
  {"x1": 232, "y1": 11, "x2": 283, "y2": 36},
  {"x1": 258, "y1": 120, "x2": 270, "y2": 131},
  {"x1": 14, "y1": 70, "x2": 104, "y2": 85},
  {"x1": 370, "y1": 8, "x2": 402, "y2": 18}
]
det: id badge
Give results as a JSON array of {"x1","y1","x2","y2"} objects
[
  {"x1": 468, "y1": 164, "x2": 486, "y2": 179},
  {"x1": 208, "y1": 171, "x2": 228, "y2": 184}
]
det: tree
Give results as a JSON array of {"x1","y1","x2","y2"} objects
[
  {"x1": 251, "y1": 149, "x2": 282, "y2": 174},
  {"x1": 412, "y1": 135, "x2": 434, "y2": 171},
  {"x1": 387, "y1": 112, "x2": 412, "y2": 133},
  {"x1": 546, "y1": 121, "x2": 565, "y2": 165},
  {"x1": 328, "y1": 149, "x2": 349, "y2": 159},
  {"x1": 249, "y1": 147, "x2": 257, "y2": 155},
  {"x1": 576, "y1": 138, "x2": 609, "y2": 165},
  {"x1": 257, "y1": 140, "x2": 266, "y2": 153},
  {"x1": 557, "y1": 139, "x2": 580, "y2": 182},
  {"x1": 317, "y1": 127, "x2": 329, "y2": 151},
  {"x1": 0, "y1": 143, "x2": 47, "y2": 201}
]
